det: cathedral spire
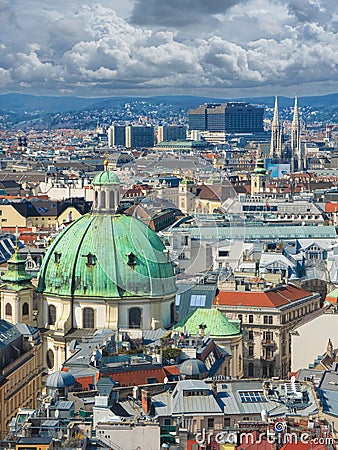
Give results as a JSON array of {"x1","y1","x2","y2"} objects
[
  {"x1": 292, "y1": 96, "x2": 299, "y2": 125},
  {"x1": 269, "y1": 96, "x2": 282, "y2": 160},
  {"x1": 272, "y1": 96, "x2": 279, "y2": 126},
  {"x1": 291, "y1": 96, "x2": 303, "y2": 171}
]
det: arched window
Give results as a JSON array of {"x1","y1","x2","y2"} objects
[
  {"x1": 129, "y1": 307, "x2": 141, "y2": 328},
  {"x1": 170, "y1": 302, "x2": 175, "y2": 325},
  {"x1": 22, "y1": 302, "x2": 29, "y2": 316},
  {"x1": 83, "y1": 307, "x2": 95, "y2": 328},
  {"x1": 5, "y1": 303, "x2": 12, "y2": 316},
  {"x1": 100, "y1": 190, "x2": 106, "y2": 209},
  {"x1": 109, "y1": 191, "x2": 115, "y2": 210},
  {"x1": 46, "y1": 349, "x2": 54, "y2": 370},
  {"x1": 48, "y1": 305, "x2": 56, "y2": 325}
]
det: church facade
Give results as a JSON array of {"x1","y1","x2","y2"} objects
[{"x1": 1, "y1": 166, "x2": 177, "y2": 371}]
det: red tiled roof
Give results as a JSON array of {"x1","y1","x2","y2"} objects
[
  {"x1": 280, "y1": 443, "x2": 327, "y2": 450},
  {"x1": 215, "y1": 285, "x2": 314, "y2": 309},
  {"x1": 164, "y1": 365, "x2": 180, "y2": 377},
  {"x1": 103, "y1": 366, "x2": 179, "y2": 387},
  {"x1": 325, "y1": 202, "x2": 338, "y2": 213},
  {"x1": 237, "y1": 431, "x2": 275, "y2": 449}
]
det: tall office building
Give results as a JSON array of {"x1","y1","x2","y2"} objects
[
  {"x1": 224, "y1": 103, "x2": 264, "y2": 133},
  {"x1": 157, "y1": 125, "x2": 187, "y2": 143},
  {"x1": 125, "y1": 125, "x2": 155, "y2": 148},
  {"x1": 107, "y1": 125, "x2": 126, "y2": 147},
  {"x1": 188, "y1": 105, "x2": 209, "y2": 131},
  {"x1": 188, "y1": 102, "x2": 264, "y2": 133}
]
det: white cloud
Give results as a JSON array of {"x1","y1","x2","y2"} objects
[{"x1": 0, "y1": 0, "x2": 337, "y2": 96}]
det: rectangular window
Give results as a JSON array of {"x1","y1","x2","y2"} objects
[
  {"x1": 248, "y1": 331, "x2": 254, "y2": 340},
  {"x1": 218, "y1": 250, "x2": 229, "y2": 257},
  {"x1": 207, "y1": 418, "x2": 214, "y2": 428},
  {"x1": 224, "y1": 418, "x2": 231, "y2": 428},
  {"x1": 190, "y1": 295, "x2": 207, "y2": 307},
  {"x1": 175, "y1": 295, "x2": 181, "y2": 306},
  {"x1": 263, "y1": 315, "x2": 273, "y2": 324},
  {"x1": 263, "y1": 331, "x2": 273, "y2": 340},
  {"x1": 248, "y1": 346, "x2": 254, "y2": 357},
  {"x1": 248, "y1": 314, "x2": 254, "y2": 323}
]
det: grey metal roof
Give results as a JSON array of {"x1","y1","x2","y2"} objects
[
  {"x1": 179, "y1": 359, "x2": 208, "y2": 377},
  {"x1": 55, "y1": 400, "x2": 75, "y2": 410},
  {"x1": 142, "y1": 328, "x2": 167, "y2": 346},
  {"x1": 217, "y1": 379, "x2": 318, "y2": 418},
  {"x1": 174, "y1": 225, "x2": 336, "y2": 241},
  {"x1": 46, "y1": 370, "x2": 76, "y2": 388},
  {"x1": 153, "y1": 380, "x2": 223, "y2": 417},
  {"x1": 0, "y1": 319, "x2": 21, "y2": 348},
  {"x1": 41, "y1": 420, "x2": 61, "y2": 428},
  {"x1": 97, "y1": 376, "x2": 115, "y2": 396}
]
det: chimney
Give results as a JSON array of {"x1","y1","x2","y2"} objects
[
  {"x1": 211, "y1": 382, "x2": 218, "y2": 399},
  {"x1": 141, "y1": 389, "x2": 151, "y2": 415},
  {"x1": 327, "y1": 339, "x2": 334, "y2": 358}
]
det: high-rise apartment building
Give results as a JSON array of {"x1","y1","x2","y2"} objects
[
  {"x1": 188, "y1": 102, "x2": 264, "y2": 133},
  {"x1": 125, "y1": 125, "x2": 155, "y2": 148},
  {"x1": 107, "y1": 125, "x2": 126, "y2": 147},
  {"x1": 157, "y1": 125, "x2": 187, "y2": 143}
]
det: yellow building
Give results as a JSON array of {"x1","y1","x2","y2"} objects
[
  {"x1": 0, "y1": 321, "x2": 43, "y2": 439},
  {"x1": 0, "y1": 200, "x2": 89, "y2": 230}
]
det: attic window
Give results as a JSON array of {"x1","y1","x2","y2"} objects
[
  {"x1": 127, "y1": 252, "x2": 136, "y2": 267},
  {"x1": 83, "y1": 253, "x2": 97, "y2": 266},
  {"x1": 54, "y1": 252, "x2": 62, "y2": 263}
]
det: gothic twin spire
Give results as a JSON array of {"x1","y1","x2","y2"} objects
[{"x1": 269, "y1": 96, "x2": 303, "y2": 171}]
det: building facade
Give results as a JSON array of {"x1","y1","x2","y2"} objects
[
  {"x1": 35, "y1": 167, "x2": 176, "y2": 372},
  {"x1": 215, "y1": 284, "x2": 321, "y2": 378},
  {"x1": 125, "y1": 125, "x2": 155, "y2": 148},
  {"x1": 188, "y1": 102, "x2": 264, "y2": 133},
  {"x1": 0, "y1": 320, "x2": 43, "y2": 439}
]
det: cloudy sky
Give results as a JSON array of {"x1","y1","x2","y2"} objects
[{"x1": 0, "y1": 0, "x2": 337, "y2": 98}]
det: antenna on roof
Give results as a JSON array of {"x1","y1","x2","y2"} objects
[{"x1": 14, "y1": 225, "x2": 19, "y2": 253}]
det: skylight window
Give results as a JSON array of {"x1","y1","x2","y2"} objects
[
  {"x1": 190, "y1": 294, "x2": 206, "y2": 307},
  {"x1": 239, "y1": 391, "x2": 264, "y2": 403}
]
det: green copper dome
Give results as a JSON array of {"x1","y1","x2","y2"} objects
[
  {"x1": 93, "y1": 170, "x2": 120, "y2": 186},
  {"x1": 37, "y1": 213, "x2": 176, "y2": 298},
  {"x1": 254, "y1": 158, "x2": 267, "y2": 175},
  {"x1": 174, "y1": 308, "x2": 241, "y2": 338}
]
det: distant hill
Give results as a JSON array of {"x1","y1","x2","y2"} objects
[
  {"x1": 0, "y1": 92, "x2": 338, "y2": 114},
  {"x1": 0, "y1": 93, "x2": 108, "y2": 113}
]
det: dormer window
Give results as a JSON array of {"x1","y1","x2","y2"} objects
[
  {"x1": 83, "y1": 252, "x2": 97, "y2": 266},
  {"x1": 127, "y1": 252, "x2": 136, "y2": 267},
  {"x1": 54, "y1": 252, "x2": 62, "y2": 263}
]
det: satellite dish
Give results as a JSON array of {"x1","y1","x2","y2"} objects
[
  {"x1": 163, "y1": 377, "x2": 168, "y2": 384},
  {"x1": 291, "y1": 375, "x2": 296, "y2": 383}
]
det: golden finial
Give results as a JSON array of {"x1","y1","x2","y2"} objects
[
  {"x1": 104, "y1": 151, "x2": 109, "y2": 170},
  {"x1": 215, "y1": 298, "x2": 219, "y2": 310}
]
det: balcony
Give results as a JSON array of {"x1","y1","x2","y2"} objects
[
  {"x1": 261, "y1": 339, "x2": 276, "y2": 348},
  {"x1": 260, "y1": 355, "x2": 275, "y2": 362}
]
